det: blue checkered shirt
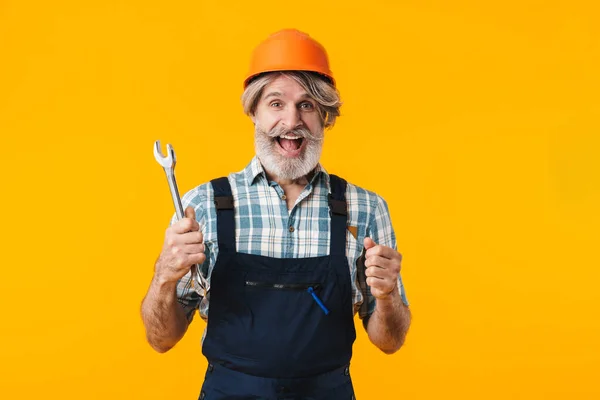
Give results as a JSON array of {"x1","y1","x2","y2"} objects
[{"x1": 172, "y1": 156, "x2": 409, "y2": 326}]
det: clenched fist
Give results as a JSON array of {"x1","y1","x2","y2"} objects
[
  {"x1": 155, "y1": 206, "x2": 206, "y2": 284},
  {"x1": 363, "y1": 237, "x2": 402, "y2": 299}
]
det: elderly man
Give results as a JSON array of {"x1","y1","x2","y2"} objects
[{"x1": 141, "y1": 29, "x2": 411, "y2": 400}]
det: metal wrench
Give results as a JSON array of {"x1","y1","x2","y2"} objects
[{"x1": 153, "y1": 140, "x2": 208, "y2": 297}]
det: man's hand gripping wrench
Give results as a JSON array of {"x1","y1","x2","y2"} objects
[{"x1": 153, "y1": 140, "x2": 209, "y2": 298}]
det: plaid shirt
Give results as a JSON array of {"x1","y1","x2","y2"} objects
[{"x1": 172, "y1": 156, "x2": 409, "y2": 326}]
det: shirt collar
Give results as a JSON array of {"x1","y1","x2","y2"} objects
[
  {"x1": 243, "y1": 155, "x2": 266, "y2": 185},
  {"x1": 243, "y1": 155, "x2": 329, "y2": 189}
]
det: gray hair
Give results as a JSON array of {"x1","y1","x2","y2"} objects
[{"x1": 241, "y1": 71, "x2": 342, "y2": 129}]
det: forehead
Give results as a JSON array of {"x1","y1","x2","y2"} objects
[{"x1": 260, "y1": 75, "x2": 309, "y2": 100}]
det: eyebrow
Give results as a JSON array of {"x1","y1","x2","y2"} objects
[
  {"x1": 263, "y1": 91, "x2": 283, "y2": 99},
  {"x1": 263, "y1": 92, "x2": 312, "y2": 100}
]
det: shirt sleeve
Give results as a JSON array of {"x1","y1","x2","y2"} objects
[
  {"x1": 362, "y1": 194, "x2": 410, "y2": 319},
  {"x1": 169, "y1": 189, "x2": 210, "y2": 324}
]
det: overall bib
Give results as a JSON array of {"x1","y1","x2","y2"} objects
[{"x1": 198, "y1": 175, "x2": 357, "y2": 400}]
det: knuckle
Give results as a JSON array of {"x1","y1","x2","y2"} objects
[
  {"x1": 177, "y1": 256, "x2": 189, "y2": 268},
  {"x1": 183, "y1": 219, "x2": 192, "y2": 230}
]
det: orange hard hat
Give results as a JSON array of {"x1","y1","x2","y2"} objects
[{"x1": 243, "y1": 29, "x2": 335, "y2": 88}]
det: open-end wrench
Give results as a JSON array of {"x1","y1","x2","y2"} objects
[{"x1": 153, "y1": 140, "x2": 208, "y2": 297}]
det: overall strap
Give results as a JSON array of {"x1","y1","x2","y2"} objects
[
  {"x1": 328, "y1": 174, "x2": 348, "y2": 257},
  {"x1": 210, "y1": 177, "x2": 236, "y2": 254}
]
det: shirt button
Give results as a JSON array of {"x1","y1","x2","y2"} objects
[
  {"x1": 289, "y1": 226, "x2": 295, "y2": 232},
  {"x1": 281, "y1": 194, "x2": 287, "y2": 200}
]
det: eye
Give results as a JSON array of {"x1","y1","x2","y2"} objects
[
  {"x1": 299, "y1": 102, "x2": 314, "y2": 110},
  {"x1": 269, "y1": 101, "x2": 282, "y2": 108}
]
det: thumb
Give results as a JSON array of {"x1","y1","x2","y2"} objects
[
  {"x1": 363, "y1": 237, "x2": 377, "y2": 250},
  {"x1": 184, "y1": 206, "x2": 196, "y2": 220}
]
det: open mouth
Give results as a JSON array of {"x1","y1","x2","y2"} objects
[{"x1": 275, "y1": 134, "x2": 305, "y2": 156}]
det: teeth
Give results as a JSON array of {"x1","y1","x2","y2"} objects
[{"x1": 279, "y1": 134, "x2": 301, "y2": 140}]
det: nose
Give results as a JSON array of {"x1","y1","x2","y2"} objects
[{"x1": 281, "y1": 105, "x2": 303, "y2": 130}]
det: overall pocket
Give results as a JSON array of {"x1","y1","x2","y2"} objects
[{"x1": 244, "y1": 281, "x2": 329, "y2": 314}]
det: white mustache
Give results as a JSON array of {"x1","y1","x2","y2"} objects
[{"x1": 265, "y1": 125, "x2": 323, "y2": 142}]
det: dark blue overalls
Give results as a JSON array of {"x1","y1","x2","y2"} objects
[{"x1": 198, "y1": 175, "x2": 357, "y2": 400}]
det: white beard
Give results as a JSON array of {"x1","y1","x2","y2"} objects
[{"x1": 254, "y1": 124, "x2": 324, "y2": 181}]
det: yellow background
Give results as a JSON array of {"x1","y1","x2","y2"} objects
[{"x1": 1, "y1": 0, "x2": 599, "y2": 399}]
